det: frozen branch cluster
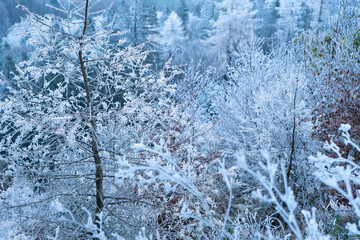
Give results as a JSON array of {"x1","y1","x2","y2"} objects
[{"x1": 311, "y1": 124, "x2": 360, "y2": 236}]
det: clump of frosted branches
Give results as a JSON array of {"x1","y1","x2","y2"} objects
[
  {"x1": 311, "y1": 124, "x2": 360, "y2": 236},
  {"x1": 115, "y1": 138, "x2": 234, "y2": 239},
  {"x1": 236, "y1": 151, "x2": 329, "y2": 239}
]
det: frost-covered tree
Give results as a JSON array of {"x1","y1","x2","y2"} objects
[
  {"x1": 254, "y1": 0, "x2": 280, "y2": 51},
  {"x1": 110, "y1": 0, "x2": 131, "y2": 31},
  {"x1": 127, "y1": 0, "x2": 158, "y2": 47},
  {"x1": 176, "y1": 0, "x2": 189, "y2": 32},
  {"x1": 184, "y1": 0, "x2": 214, "y2": 42},
  {"x1": 206, "y1": 0, "x2": 258, "y2": 66},
  {"x1": 186, "y1": 13, "x2": 204, "y2": 41},
  {"x1": 0, "y1": 0, "x2": 178, "y2": 238},
  {"x1": 276, "y1": 0, "x2": 302, "y2": 42},
  {"x1": 158, "y1": 11, "x2": 185, "y2": 59},
  {"x1": 212, "y1": 40, "x2": 316, "y2": 211},
  {"x1": 0, "y1": 42, "x2": 17, "y2": 80},
  {"x1": 298, "y1": 2, "x2": 312, "y2": 32},
  {"x1": 124, "y1": 0, "x2": 160, "y2": 65},
  {"x1": 202, "y1": 0, "x2": 218, "y2": 21},
  {"x1": 113, "y1": 64, "x2": 234, "y2": 238},
  {"x1": 307, "y1": 0, "x2": 335, "y2": 31}
]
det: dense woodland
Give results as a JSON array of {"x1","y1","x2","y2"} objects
[{"x1": 0, "y1": 0, "x2": 359, "y2": 239}]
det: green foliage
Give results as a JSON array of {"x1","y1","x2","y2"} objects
[{"x1": 353, "y1": 29, "x2": 360, "y2": 50}]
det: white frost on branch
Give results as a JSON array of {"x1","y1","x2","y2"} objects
[{"x1": 311, "y1": 124, "x2": 360, "y2": 236}]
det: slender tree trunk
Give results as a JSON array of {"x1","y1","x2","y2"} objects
[
  {"x1": 318, "y1": 0, "x2": 324, "y2": 24},
  {"x1": 287, "y1": 81, "x2": 298, "y2": 184},
  {"x1": 287, "y1": 114, "x2": 296, "y2": 184},
  {"x1": 78, "y1": 0, "x2": 104, "y2": 231}
]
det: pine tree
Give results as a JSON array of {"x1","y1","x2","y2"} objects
[
  {"x1": 0, "y1": 43, "x2": 12, "y2": 79},
  {"x1": 254, "y1": 0, "x2": 280, "y2": 52},
  {"x1": 158, "y1": 11, "x2": 185, "y2": 57},
  {"x1": 276, "y1": 0, "x2": 302, "y2": 42},
  {"x1": 307, "y1": 0, "x2": 335, "y2": 30},
  {"x1": 176, "y1": 0, "x2": 189, "y2": 32},
  {"x1": 206, "y1": 0, "x2": 258, "y2": 65},
  {"x1": 121, "y1": 0, "x2": 159, "y2": 65},
  {"x1": 128, "y1": 0, "x2": 158, "y2": 46},
  {"x1": 202, "y1": 0, "x2": 218, "y2": 21},
  {"x1": 298, "y1": 2, "x2": 312, "y2": 32}
]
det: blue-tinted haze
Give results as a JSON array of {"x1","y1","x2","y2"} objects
[{"x1": 153, "y1": 0, "x2": 180, "y2": 9}]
